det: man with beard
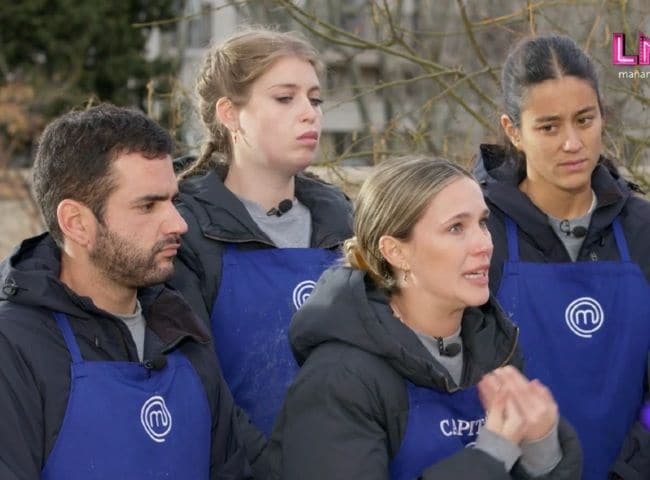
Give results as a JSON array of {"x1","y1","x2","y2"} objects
[{"x1": 0, "y1": 104, "x2": 251, "y2": 480}]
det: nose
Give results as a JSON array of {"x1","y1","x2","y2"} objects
[
  {"x1": 562, "y1": 126, "x2": 583, "y2": 152},
  {"x1": 299, "y1": 96, "x2": 320, "y2": 124},
  {"x1": 472, "y1": 227, "x2": 493, "y2": 259},
  {"x1": 165, "y1": 203, "x2": 188, "y2": 236}
]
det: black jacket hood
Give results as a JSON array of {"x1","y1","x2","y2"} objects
[
  {"x1": 0, "y1": 233, "x2": 91, "y2": 317},
  {"x1": 290, "y1": 266, "x2": 519, "y2": 389},
  {"x1": 0, "y1": 233, "x2": 210, "y2": 346}
]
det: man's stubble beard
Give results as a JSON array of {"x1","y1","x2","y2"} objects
[{"x1": 89, "y1": 224, "x2": 178, "y2": 288}]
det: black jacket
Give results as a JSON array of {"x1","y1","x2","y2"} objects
[
  {"x1": 0, "y1": 234, "x2": 251, "y2": 480},
  {"x1": 169, "y1": 164, "x2": 353, "y2": 324},
  {"x1": 267, "y1": 266, "x2": 582, "y2": 479},
  {"x1": 474, "y1": 144, "x2": 650, "y2": 290},
  {"x1": 475, "y1": 144, "x2": 650, "y2": 479}
]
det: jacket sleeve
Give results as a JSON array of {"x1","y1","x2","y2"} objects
[
  {"x1": 272, "y1": 360, "x2": 392, "y2": 480},
  {"x1": 235, "y1": 405, "x2": 271, "y2": 479},
  {"x1": 0, "y1": 330, "x2": 44, "y2": 480},
  {"x1": 169, "y1": 201, "x2": 221, "y2": 325},
  {"x1": 609, "y1": 422, "x2": 650, "y2": 479},
  {"x1": 272, "y1": 357, "x2": 514, "y2": 480},
  {"x1": 420, "y1": 448, "x2": 512, "y2": 480},
  {"x1": 170, "y1": 238, "x2": 213, "y2": 325},
  {"x1": 609, "y1": 353, "x2": 650, "y2": 479}
]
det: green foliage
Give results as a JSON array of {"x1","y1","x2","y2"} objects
[{"x1": 0, "y1": 0, "x2": 179, "y2": 124}]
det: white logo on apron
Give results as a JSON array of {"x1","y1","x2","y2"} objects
[
  {"x1": 565, "y1": 297, "x2": 604, "y2": 338},
  {"x1": 140, "y1": 395, "x2": 172, "y2": 443},
  {"x1": 439, "y1": 417, "x2": 485, "y2": 437},
  {"x1": 293, "y1": 280, "x2": 316, "y2": 310}
]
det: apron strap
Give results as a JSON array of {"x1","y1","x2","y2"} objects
[
  {"x1": 612, "y1": 218, "x2": 631, "y2": 262},
  {"x1": 52, "y1": 312, "x2": 83, "y2": 364},
  {"x1": 504, "y1": 216, "x2": 520, "y2": 262}
]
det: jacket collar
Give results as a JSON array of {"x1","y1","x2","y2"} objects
[
  {"x1": 179, "y1": 163, "x2": 352, "y2": 248},
  {"x1": 475, "y1": 144, "x2": 632, "y2": 253},
  {"x1": 0, "y1": 234, "x2": 210, "y2": 348},
  {"x1": 290, "y1": 266, "x2": 519, "y2": 392}
]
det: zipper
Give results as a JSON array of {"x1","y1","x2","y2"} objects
[{"x1": 498, "y1": 326, "x2": 520, "y2": 368}]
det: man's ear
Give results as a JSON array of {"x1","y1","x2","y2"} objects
[
  {"x1": 56, "y1": 199, "x2": 97, "y2": 248},
  {"x1": 500, "y1": 114, "x2": 521, "y2": 149},
  {"x1": 378, "y1": 234, "x2": 409, "y2": 272},
  {"x1": 216, "y1": 97, "x2": 239, "y2": 133}
]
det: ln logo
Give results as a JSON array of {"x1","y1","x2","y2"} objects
[
  {"x1": 565, "y1": 297, "x2": 604, "y2": 338},
  {"x1": 293, "y1": 280, "x2": 316, "y2": 310},
  {"x1": 612, "y1": 33, "x2": 649, "y2": 65},
  {"x1": 140, "y1": 395, "x2": 172, "y2": 443}
]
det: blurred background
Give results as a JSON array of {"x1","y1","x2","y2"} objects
[{"x1": 1, "y1": 0, "x2": 648, "y2": 257}]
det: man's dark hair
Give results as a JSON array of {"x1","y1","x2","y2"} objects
[{"x1": 32, "y1": 103, "x2": 174, "y2": 246}]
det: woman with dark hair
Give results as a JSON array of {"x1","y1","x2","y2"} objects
[
  {"x1": 269, "y1": 156, "x2": 582, "y2": 479},
  {"x1": 474, "y1": 33, "x2": 650, "y2": 479}
]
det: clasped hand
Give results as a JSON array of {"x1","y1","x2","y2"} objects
[{"x1": 478, "y1": 365, "x2": 559, "y2": 445}]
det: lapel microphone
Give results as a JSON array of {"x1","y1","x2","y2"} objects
[
  {"x1": 143, "y1": 355, "x2": 168, "y2": 371},
  {"x1": 437, "y1": 337, "x2": 461, "y2": 357},
  {"x1": 559, "y1": 219, "x2": 587, "y2": 238},
  {"x1": 266, "y1": 199, "x2": 293, "y2": 217}
]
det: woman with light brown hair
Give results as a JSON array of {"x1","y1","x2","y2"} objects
[
  {"x1": 169, "y1": 27, "x2": 352, "y2": 473},
  {"x1": 268, "y1": 156, "x2": 581, "y2": 479}
]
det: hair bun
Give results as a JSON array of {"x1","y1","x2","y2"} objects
[{"x1": 344, "y1": 237, "x2": 371, "y2": 272}]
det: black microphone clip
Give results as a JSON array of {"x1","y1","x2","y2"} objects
[
  {"x1": 266, "y1": 199, "x2": 293, "y2": 217},
  {"x1": 436, "y1": 337, "x2": 461, "y2": 357},
  {"x1": 143, "y1": 355, "x2": 168, "y2": 371},
  {"x1": 559, "y1": 219, "x2": 587, "y2": 238}
]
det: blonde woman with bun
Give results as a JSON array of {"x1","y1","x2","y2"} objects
[{"x1": 268, "y1": 156, "x2": 581, "y2": 480}]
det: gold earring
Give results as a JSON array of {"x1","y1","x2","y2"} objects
[{"x1": 402, "y1": 265, "x2": 410, "y2": 283}]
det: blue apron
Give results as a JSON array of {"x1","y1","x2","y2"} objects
[
  {"x1": 497, "y1": 216, "x2": 650, "y2": 480},
  {"x1": 211, "y1": 246, "x2": 339, "y2": 436},
  {"x1": 390, "y1": 382, "x2": 485, "y2": 479},
  {"x1": 42, "y1": 312, "x2": 212, "y2": 480}
]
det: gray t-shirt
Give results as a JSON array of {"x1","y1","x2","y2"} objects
[
  {"x1": 415, "y1": 327, "x2": 463, "y2": 385},
  {"x1": 239, "y1": 197, "x2": 312, "y2": 248},
  {"x1": 115, "y1": 300, "x2": 145, "y2": 362},
  {"x1": 547, "y1": 190, "x2": 597, "y2": 261}
]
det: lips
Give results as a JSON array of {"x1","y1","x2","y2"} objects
[
  {"x1": 462, "y1": 265, "x2": 489, "y2": 285},
  {"x1": 558, "y1": 158, "x2": 588, "y2": 171},
  {"x1": 156, "y1": 237, "x2": 181, "y2": 255},
  {"x1": 297, "y1": 131, "x2": 319, "y2": 141}
]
